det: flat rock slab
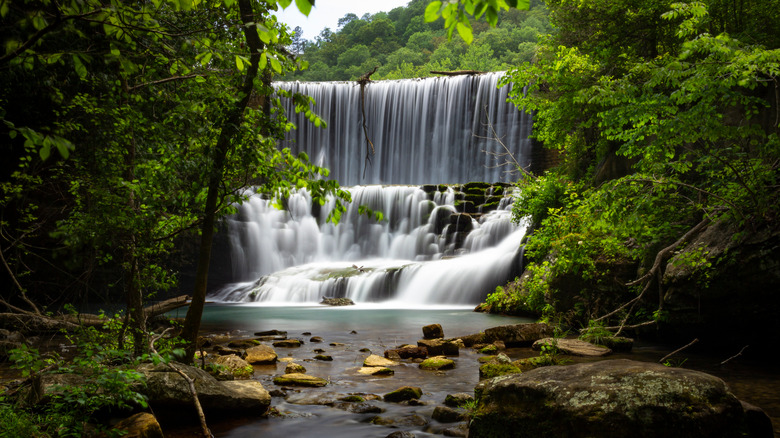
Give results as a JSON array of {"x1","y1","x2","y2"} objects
[
  {"x1": 471, "y1": 359, "x2": 751, "y2": 438},
  {"x1": 364, "y1": 354, "x2": 399, "y2": 367},
  {"x1": 273, "y1": 373, "x2": 328, "y2": 387},
  {"x1": 357, "y1": 366, "x2": 395, "y2": 376},
  {"x1": 245, "y1": 344, "x2": 278, "y2": 364},
  {"x1": 532, "y1": 338, "x2": 612, "y2": 357}
]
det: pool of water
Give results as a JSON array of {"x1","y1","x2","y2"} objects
[{"x1": 162, "y1": 304, "x2": 779, "y2": 438}]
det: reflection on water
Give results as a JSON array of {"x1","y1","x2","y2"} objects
[{"x1": 164, "y1": 304, "x2": 779, "y2": 438}]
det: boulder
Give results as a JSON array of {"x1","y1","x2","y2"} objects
[
  {"x1": 245, "y1": 344, "x2": 277, "y2": 364},
  {"x1": 138, "y1": 362, "x2": 270, "y2": 415},
  {"x1": 532, "y1": 337, "x2": 612, "y2": 357},
  {"x1": 112, "y1": 412, "x2": 164, "y2": 438},
  {"x1": 384, "y1": 386, "x2": 423, "y2": 403},
  {"x1": 213, "y1": 354, "x2": 254, "y2": 379},
  {"x1": 364, "y1": 354, "x2": 399, "y2": 367},
  {"x1": 320, "y1": 297, "x2": 355, "y2": 306},
  {"x1": 483, "y1": 322, "x2": 552, "y2": 347},
  {"x1": 417, "y1": 338, "x2": 459, "y2": 356},
  {"x1": 284, "y1": 362, "x2": 306, "y2": 374},
  {"x1": 419, "y1": 356, "x2": 455, "y2": 371},
  {"x1": 254, "y1": 329, "x2": 287, "y2": 336},
  {"x1": 444, "y1": 392, "x2": 474, "y2": 408},
  {"x1": 314, "y1": 354, "x2": 333, "y2": 361},
  {"x1": 357, "y1": 367, "x2": 395, "y2": 376},
  {"x1": 272, "y1": 373, "x2": 328, "y2": 387},
  {"x1": 385, "y1": 345, "x2": 428, "y2": 359},
  {"x1": 470, "y1": 359, "x2": 755, "y2": 438},
  {"x1": 273, "y1": 339, "x2": 303, "y2": 348},
  {"x1": 422, "y1": 323, "x2": 444, "y2": 339},
  {"x1": 432, "y1": 405, "x2": 468, "y2": 423}
]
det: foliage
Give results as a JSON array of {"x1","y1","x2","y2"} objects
[
  {"x1": 423, "y1": 0, "x2": 531, "y2": 44},
  {"x1": 490, "y1": 0, "x2": 780, "y2": 328},
  {"x1": 280, "y1": 0, "x2": 549, "y2": 81}
]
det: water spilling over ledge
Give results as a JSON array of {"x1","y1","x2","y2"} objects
[
  {"x1": 276, "y1": 72, "x2": 532, "y2": 186},
  {"x1": 209, "y1": 185, "x2": 526, "y2": 305}
]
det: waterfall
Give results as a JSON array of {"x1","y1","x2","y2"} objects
[
  {"x1": 209, "y1": 74, "x2": 532, "y2": 306},
  {"x1": 209, "y1": 185, "x2": 526, "y2": 305},
  {"x1": 277, "y1": 72, "x2": 532, "y2": 186}
]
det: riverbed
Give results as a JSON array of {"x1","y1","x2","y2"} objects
[{"x1": 162, "y1": 303, "x2": 780, "y2": 437}]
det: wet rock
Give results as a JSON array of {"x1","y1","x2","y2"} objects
[
  {"x1": 443, "y1": 424, "x2": 469, "y2": 437},
  {"x1": 227, "y1": 339, "x2": 260, "y2": 349},
  {"x1": 478, "y1": 361, "x2": 522, "y2": 380},
  {"x1": 532, "y1": 338, "x2": 612, "y2": 357},
  {"x1": 458, "y1": 332, "x2": 486, "y2": 347},
  {"x1": 444, "y1": 393, "x2": 474, "y2": 408},
  {"x1": 255, "y1": 329, "x2": 287, "y2": 336},
  {"x1": 592, "y1": 336, "x2": 634, "y2": 352},
  {"x1": 314, "y1": 354, "x2": 333, "y2": 361},
  {"x1": 359, "y1": 347, "x2": 371, "y2": 352},
  {"x1": 212, "y1": 345, "x2": 244, "y2": 357},
  {"x1": 384, "y1": 386, "x2": 423, "y2": 403},
  {"x1": 320, "y1": 297, "x2": 355, "y2": 306},
  {"x1": 419, "y1": 356, "x2": 455, "y2": 371},
  {"x1": 273, "y1": 373, "x2": 328, "y2": 387},
  {"x1": 357, "y1": 367, "x2": 394, "y2": 376},
  {"x1": 245, "y1": 345, "x2": 277, "y2": 364},
  {"x1": 371, "y1": 414, "x2": 427, "y2": 427},
  {"x1": 384, "y1": 432, "x2": 416, "y2": 438},
  {"x1": 422, "y1": 323, "x2": 444, "y2": 339},
  {"x1": 313, "y1": 348, "x2": 325, "y2": 353},
  {"x1": 310, "y1": 336, "x2": 324, "y2": 343},
  {"x1": 269, "y1": 389, "x2": 286, "y2": 397},
  {"x1": 417, "y1": 338, "x2": 459, "y2": 356},
  {"x1": 286, "y1": 392, "x2": 341, "y2": 405},
  {"x1": 213, "y1": 354, "x2": 254, "y2": 379},
  {"x1": 330, "y1": 342, "x2": 346, "y2": 346},
  {"x1": 740, "y1": 401, "x2": 774, "y2": 438},
  {"x1": 483, "y1": 322, "x2": 553, "y2": 347},
  {"x1": 432, "y1": 406, "x2": 468, "y2": 423},
  {"x1": 478, "y1": 344, "x2": 498, "y2": 354},
  {"x1": 138, "y1": 362, "x2": 270, "y2": 415},
  {"x1": 285, "y1": 362, "x2": 306, "y2": 374},
  {"x1": 364, "y1": 354, "x2": 399, "y2": 367},
  {"x1": 273, "y1": 339, "x2": 303, "y2": 348},
  {"x1": 112, "y1": 412, "x2": 164, "y2": 438},
  {"x1": 333, "y1": 401, "x2": 384, "y2": 414},
  {"x1": 385, "y1": 346, "x2": 428, "y2": 359},
  {"x1": 470, "y1": 359, "x2": 752, "y2": 438}
]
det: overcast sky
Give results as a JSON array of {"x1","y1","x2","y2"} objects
[{"x1": 275, "y1": 0, "x2": 413, "y2": 41}]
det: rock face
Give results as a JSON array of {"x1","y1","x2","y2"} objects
[
  {"x1": 138, "y1": 362, "x2": 270, "y2": 415},
  {"x1": 482, "y1": 323, "x2": 552, "y2": 347},
  {"x1": 470, "y1": 359, "x2": 757, "y2": 438}
]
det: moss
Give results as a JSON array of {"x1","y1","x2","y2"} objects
[
  {"x1": 513, "y1": 355, "x2": 568, "y2": 372},
  {"x1": 478, "y1": 362, "x2": 522, "y2": 379},
  {"x1": 478, "y1": 355, "x2": 497, "y2": 363},
  {"x1": 339, "y1": 395, "x2": 366, "y2": 402},
  {"x1": 419, "y1": 356, "x2": 455, "y2": 370},
  {"x1": 479, "y1": 345, "x2": 498, "y2": 354},
  {"x1": 384, "y1": 386, "x2": 423, "y2": 402}
]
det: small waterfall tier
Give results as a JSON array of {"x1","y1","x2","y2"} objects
[
  {"x1": 210, "y1": 184, "x2": 526, "y2": 305},
  {"x1": 276, "y1": 72, "x2": 532, "y2": 186}
]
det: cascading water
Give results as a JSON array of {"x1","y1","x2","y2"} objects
[
  {"x1": 277, "y1": 72, "x2": 532, "y2": 186},
  {"x1": 209, "y1": 185, "x2": 526, "y2": 304},
  {"x1": 210, "y1": 73, "x2": 531, "y2": 306}
]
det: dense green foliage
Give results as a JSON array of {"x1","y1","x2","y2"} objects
[
  {"x1": 280, "y1": 0, "x2": 548, "y2": 81},
  {"x1": 486, "y1": 0, "x2": 780, "y2": 329}
]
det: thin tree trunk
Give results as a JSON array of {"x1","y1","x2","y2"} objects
[{"x1": 180, "y1": 0, "x2": 264, "y2": 363}]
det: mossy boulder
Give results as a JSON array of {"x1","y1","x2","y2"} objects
[
  {"x1": 272, "y1": 373, "x2": 328, "y2": 387},
  {"x1": 470, "y1": 359, "x2": 755, "y2": 438},
  {"x1": 419, "y1": 356, "x2": 455, "y2": 371},
  {"x1": 422, "y1": 323, "x2": 444, "y2": 339},
  {"x1": 273, "y1": 339, "x2": 303, "y2": 348},
  {"x1": 213, "y1": 354, "x2": 254, "y2": 379},
  {"x1": 384, "y1": 386, "x2": 423, "y2": 403},
  {"x1": 478, "y1": 362, "x2": 523, "y2": 380},
  {"x1": 284, "y1": 362, "x2": 306, "y2": 374}
]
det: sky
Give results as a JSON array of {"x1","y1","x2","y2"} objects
[{"x1": 274, "y1": 0, "x2": 413, "y2": 41}]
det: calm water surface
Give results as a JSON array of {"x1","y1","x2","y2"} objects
[{"x1": 163, "y1": 304, "x2": 779, "y2": 438}]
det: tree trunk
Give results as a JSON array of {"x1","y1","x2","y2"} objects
[{"x1": 180, "y1": 0, "x2": 265, "y2": 363}]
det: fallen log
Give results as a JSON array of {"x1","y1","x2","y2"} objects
[{"x1": 430, "y1": 70, "x2": 486, "y2": 76}]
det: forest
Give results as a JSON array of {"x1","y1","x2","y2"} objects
[{"x1": 1, "y1": 0, "x2": 779, "y2": 436}]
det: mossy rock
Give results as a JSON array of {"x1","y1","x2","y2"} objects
[
  {"x1": 314, "y1": 354, "x2": 333, "y2": 361},
  {"x1": 272, "y1": 373, "x2": 328, "y2": 387},
  {"x1": 479, "y1": 344, "x2": 498, "y2": 354},
  {"x1": 227, "y1": 339, "x2": 260, "y2": 349},
  {"x1": 339, "y1": 395, "x2": 366, "y2": 403},
  {"x1": 273, "y1": 339, "x2": 303, "y2": 348},
  {"x1": 213, "y1": 354, "x2": 254, "y2": 379},
  {"x1": 419, "y1": 356, "x2": 455, "y2": 371},
  {"x1": 590, "y1": 336, "x2": 634, "y2": 352},
  {"x1": 384, "y1": 386, "x2": 423, "y2": 403},
  {"x1": 478, "y1": 355, "x2": 497, "y2": 363},
  {"x1": 463, "y1": 181, "x2": 491, "y2": 191},
  {"x1": 479, "y1": 362, "x2": 522, "y2": 379},
  {"x1": 284, "y1": 362, "x2": 306, "y2": 374},
  {"x1": 513, "y1": 355, "x2": 567, "y2": 372}
]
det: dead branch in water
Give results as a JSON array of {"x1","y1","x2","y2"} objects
[
  {"x1": 357, "y1": 67, "x2": 378, "y2": 179},
  {"x1": 720, "y1": 345, "x2": 749, "y2": 366},
  {"x1": 659, "y1": 338, "x2": 699, "y2": 364}
]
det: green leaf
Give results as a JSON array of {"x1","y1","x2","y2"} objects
[
  {"x1": 259, "y1": 52, "x2": 268, "y2": 70},
  {"x1": 235, "y1": 55, "x2": 244, "y2": 72},
  {"x1": 295, "y1": 0, "x2": 312, "y2": 16},
  {"x1": 456, "y1": 21, "x2": 473, "y2": 44},
  {"x1": 425, "y1": 1, "x2": 443, "y2": 22},
  {"x1": 277, "y1": 0, "x2": 293, "y2": 9},
  {"x1": 269, "y1": 56, "x2": 282, "y2": 73},
  {"x1": 72, "y1": 55, "x2": 87, "y2": 79}
]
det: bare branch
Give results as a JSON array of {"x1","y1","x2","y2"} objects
[
  {"x1": 720, "y1": 345, "x2": 749, "y2": 366},
  {"x1": 659, "y1": 338, "x2": 699, "y2": 364}
]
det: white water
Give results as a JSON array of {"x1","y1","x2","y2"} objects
[
  {"x1": 277, "y1": 72, "x2": 532, "y2": 186},
  {"x1": 209, "y1": 185, "x2": 526, "y2": 305},
  {"x1": 210, "y1": 74, "x2": 531, "y2": 305}
]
